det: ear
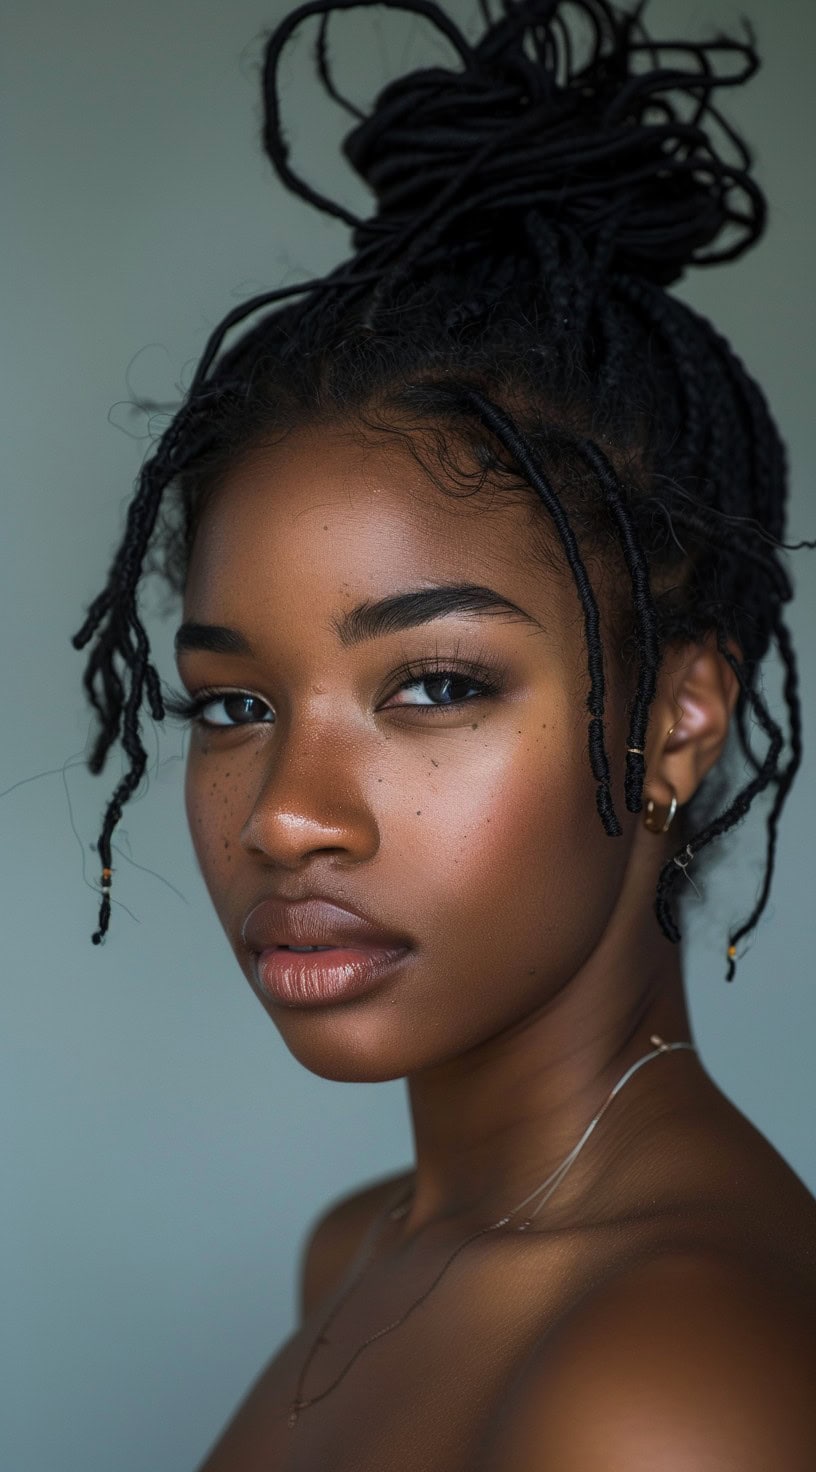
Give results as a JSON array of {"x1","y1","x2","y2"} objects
[{"x1": 643, "y1": 632, "x2": 742, "y2": 809}]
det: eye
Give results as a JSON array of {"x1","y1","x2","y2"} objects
[
  {"x1": 392, "y1": 672, "x2": 482, "y2": 708},
  {"x1": 164, "y1": 651, "x2": 506, "y2": 731},
  {"x1": 164, "y1": 688, "x2": 273, "y2": 728},
  {"x1": 381, "y1": 656, "x2": 504, "y2": 714}
]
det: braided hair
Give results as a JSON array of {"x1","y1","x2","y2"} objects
[{"x1": 73, "y1": 0, "x2": 815, "y2": 980}]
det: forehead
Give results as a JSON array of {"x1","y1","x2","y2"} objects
[{"x1": 183, "y1": 423, "x2": 570, "y2": 634}]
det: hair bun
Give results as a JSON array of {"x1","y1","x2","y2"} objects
[{"x1": 263, "y1": 0, "x2": 767, "y2": 288}]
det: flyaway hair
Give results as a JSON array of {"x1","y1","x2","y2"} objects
[{"x1": 73, "y1": 0, "x2": 815, "y2": 978}]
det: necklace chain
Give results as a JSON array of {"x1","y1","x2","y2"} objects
[{"x1": 288, "y1": 1034, "x2": 695, "y2": 1428}]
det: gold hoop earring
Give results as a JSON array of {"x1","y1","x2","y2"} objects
[{"x1": 643, "y1": 787, "x2": 678, "y2": 833}]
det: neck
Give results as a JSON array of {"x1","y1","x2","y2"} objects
[{"x1": 401, "y1": 941, "x2": 694, "y2": 1237}]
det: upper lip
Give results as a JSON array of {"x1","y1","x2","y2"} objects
[{"x1": 241, "y1": 895, "x2": 413, "y2": 952}]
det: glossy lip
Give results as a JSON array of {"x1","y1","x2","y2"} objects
[
  {"x1": 242, "y1": 893, "x2": 414, "y2": 1010},
  {"x1": 254, "y1": 943, "x2": 410, "y2": 1009}
]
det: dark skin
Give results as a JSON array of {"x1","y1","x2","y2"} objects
[{"x1": 179, "y1": 425, "x2": 816, "y2": 1470}]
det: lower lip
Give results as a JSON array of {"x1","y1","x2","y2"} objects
[{"x1": 255, "y1": 945, "x2": 410, "y2": 1007}]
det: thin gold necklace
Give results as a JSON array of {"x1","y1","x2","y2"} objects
[{"x1": 288, "y1": 1034, "x2": 695, "y2": 1428}]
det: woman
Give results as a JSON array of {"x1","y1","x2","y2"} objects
[{"x1": 74, "y1": 0, "x2": 816, "y2": 1466}]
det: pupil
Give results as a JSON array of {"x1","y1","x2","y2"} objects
[
  {"x1": 226, "y1": 694, "x2": 263, "y2": 722},
  {"x1": 426, "y1": 676, "x2": 458, "y2": 704}
]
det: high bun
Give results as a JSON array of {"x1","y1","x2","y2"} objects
[
  {"x1": 269, "y1": 0, "x2": 766, "y2": 285},
  {"x1": 74, "y1": 0, "x2": 814, "y2": 978}
]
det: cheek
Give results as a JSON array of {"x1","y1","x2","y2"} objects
[
  {"x1": 411, "y1": 718, "x2": 626, "y2": 1018},
  {"x1": 476, "y1": 753, "x2": 620, "y2": 946},
  {"x1": 184, "y1": 748, "x2": 244, "y2": 914}
]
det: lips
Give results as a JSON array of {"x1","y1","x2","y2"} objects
[
  {"x1": 255, "y1": 942, "x2": 411, "y2": 1008},
  {"x1": 241, "y1": 895, "x2": 413, "y2": 954}
]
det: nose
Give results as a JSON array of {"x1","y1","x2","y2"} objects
[{"x1": 238, "y1": 722, "x2": 380, "y2": 868}]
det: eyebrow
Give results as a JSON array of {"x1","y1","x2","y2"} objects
[{"x1": 174, "y1": 582, "x2": 545, "y2": 657}]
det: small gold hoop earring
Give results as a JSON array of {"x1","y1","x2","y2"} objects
[{"x1": 644, "y1": 788, "x2": 678, "y2": 834}]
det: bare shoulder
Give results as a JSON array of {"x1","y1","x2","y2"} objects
[
  {"x1": 483, "y1": 1246, "x2": 816, "y2": 1471},
  {"x1": 194, "y1": 1169, "x2": 413, "y2": 1470},
  {"x1": 299, "y1": 1166, "x2": 413, "y2": 1320}
]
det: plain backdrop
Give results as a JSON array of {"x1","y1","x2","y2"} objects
[{"x1": 3, "y1": 1, "x2": 815, "y2": 1468}]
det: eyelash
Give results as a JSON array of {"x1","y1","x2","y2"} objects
[{"x1": 164, "y1": 651, "x2": 506, "y2": 730}]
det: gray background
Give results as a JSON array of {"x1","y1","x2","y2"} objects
[{"x1": 3, "y1": 1, "x2": 814, "y2": 1468}]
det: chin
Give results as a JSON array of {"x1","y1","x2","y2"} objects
[{"x1": 253, "y1": 991, "x2": 432, "y2": 1084}]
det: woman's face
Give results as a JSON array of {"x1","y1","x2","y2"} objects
[{"x1": 178, "y1": 423, "x2": 640, "y2": 1081}]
